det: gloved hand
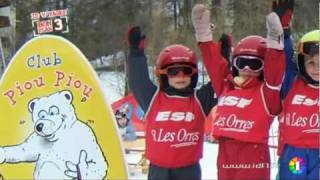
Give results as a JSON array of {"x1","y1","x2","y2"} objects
[
  {"x1": 272, "y1": 0, "x2": 294, "y2": 29},
  {"x1": 127, "y1": 26, "x2": 146, "y2": 51},
  {"x1": 0, "y1": 147, "x2": 5, "y2": 164},
  {"x1": 266, "y1": 12, "x2": 284, "y2": 50},
  {"x1": 219, "y1": 33, "x2": 232, "y2": 64},
  {"x1": 191, "y1": 4, "x2": 213, "y2": 42}
]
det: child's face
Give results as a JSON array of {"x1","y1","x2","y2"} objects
[
  {"x1": 168, "y1": 75, "x2": 192, "y2": 89},
  {"x1": 304, "y1": 54, "x2": 319, "y2": 82},
  {"x1": 238, "y1": 69, "x2": 262, "y2": 78},
  {"x1": 117, "y1": 117, "x2": 128, "y2": 128},
  {"x1": 164, "y1": 65, "x2": 196, "y2": 89}
]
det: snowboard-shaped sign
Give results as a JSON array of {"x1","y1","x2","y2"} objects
[{"x1": 0, "y1": 35, "x2": 128, "y2": 179}]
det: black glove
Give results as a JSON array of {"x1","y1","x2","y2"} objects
[
  {"x1": 127, "y1": 26, "x2": 146, "y2": 51},
  {"x1": 219, "y1": 33, "x2": 232, "y2": 66},
  {"x1": 272, "y1": 0, "x2": 294, "y2": 35}
]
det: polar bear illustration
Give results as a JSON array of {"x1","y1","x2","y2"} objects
[{"x1": 0, "y1": 90, "x2": 108, "y2": 179}]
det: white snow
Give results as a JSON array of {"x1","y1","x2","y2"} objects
[{"x1": 98, "y1": 71, "x2": 125, "y2": 103}]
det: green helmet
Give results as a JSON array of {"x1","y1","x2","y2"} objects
[
  {"x1": 297, "y1": 30, "x2": 319, "y2": 85},
  {"x1": 299, "y1": 30, "x2": 320, "y2": 44}
]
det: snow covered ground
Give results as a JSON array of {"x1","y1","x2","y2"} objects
[
  {"x1": 98, "y1": 71, "x2": 125, "y2": 103},
  {"x1": 98, "y1": 71, "x2": 280, "y2": 180}
]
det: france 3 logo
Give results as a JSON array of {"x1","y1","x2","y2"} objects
[{"x1": 31, "y1": 9, "x2": 69, "y2": 36}]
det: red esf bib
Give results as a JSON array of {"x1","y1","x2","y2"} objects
[
  {"x1": 144, "y1": 90, "x2": 206, "y2": 168},
  {"x1": 280, "y1": 78, "x2": 319, "y2": 149},
  {"x1": 212, "y1": 84, "x2": 273, "y2": 144}
]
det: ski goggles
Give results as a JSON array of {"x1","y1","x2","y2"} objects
[
  {"x1": 298, "y1": 42, "x2": 319, "y2": 56},
  {"x1": 157, "y1": 65, "x2": 197, "y2": 77},
  {"x1": 233, "y1": 56, "x2": 264, "y2": 72}
]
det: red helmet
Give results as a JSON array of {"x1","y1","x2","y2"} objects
[
  {"x1": 232, "y1": 36, "x2": 266, "y2": 79},
  {"x1": 233, "y1": 36, "x2": 266, "y2": 59},
  {"x1": 155, "y1": 44, "x2": 198, "y2": 88},
  {"x1": 156, "y1": 44, "x2": 197, "y2": 71}
]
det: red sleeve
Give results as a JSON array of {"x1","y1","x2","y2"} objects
[
  {"x1": 263, "y1": 48, "x2": 286, "y2": 115},
  {"x1": 199, "y1": 42, "x2": 231, "y2": 97}
]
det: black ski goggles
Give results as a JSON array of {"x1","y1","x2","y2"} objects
[
  {"x1": 158, "y1": 65, "x2": 197, "y2": 77},
  {"x1": 298, "y1": 42, "x2": 319, "y2": 56},
  {"x1": 233, "y1": 56, "x2": 264, "y2": 72}
]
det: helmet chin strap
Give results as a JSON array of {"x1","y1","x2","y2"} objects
[
  {"x1": 308, "y1": 83, "x2": 319, "y2": 88},
  {"x1": 300, "y1": 74, "x2": 319, "y2": 87},
  {"x1": 164, "y1": 85, "x2": 194, "y2": 97}
]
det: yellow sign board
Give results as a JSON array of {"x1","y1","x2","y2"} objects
[{"x1": 0, "y1": 35, "x2": 128, "y2": 179}]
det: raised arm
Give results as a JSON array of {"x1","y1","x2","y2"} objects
[
  {"x1": 126, "y1": 26, "x2": 157, "y2": 112},
  {"x1": 272, "y1": 0, "x2": 296, "y2": 99},
  {"x1": 192, "y1": 4, "x2": 231, "y2": 97},
  {"x1": 280, "y1": 32, "x2": 296, "y2": 98},
  {"x1": 263, "y1": 0, "x2": 294, "y2": 115}
]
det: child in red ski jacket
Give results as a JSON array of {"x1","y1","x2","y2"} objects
[
  {"x1": 192, "y1": 3, "x2": 287, "y2": 180},
  {"x1": 259, "y1": 1, "x2": 319, "y2": 179},
  {"x1": 126, "y1": 26, "x2": 217, "y2": 180},
  {"x1": 279, "y1": 28, "x2": 319, "y2": 180}
]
